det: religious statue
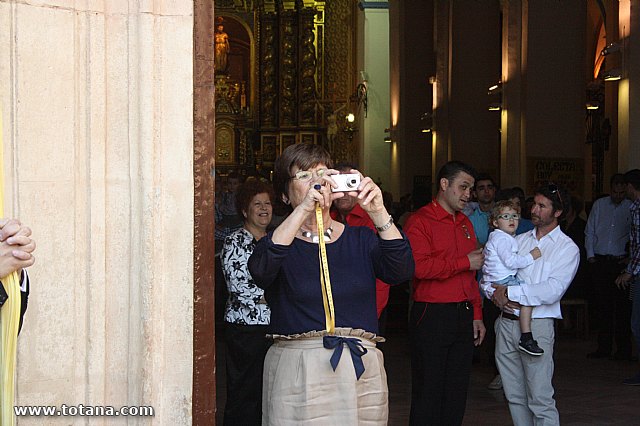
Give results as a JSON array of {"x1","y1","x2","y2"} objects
[
  {"x1": 325, "y1": 104, "x2": 346, "y2": 154},
  {"x1": 214, "y1": 17, "x2": 230, "y2": 74}
]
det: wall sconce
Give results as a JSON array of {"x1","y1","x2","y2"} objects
[
  {"x1": 419, "y1": 112, "x2": 433, "y2": 133},
  {"x1": 343, "y1": 113, "x2": 358, "y2": 142},
  {"x1": 586, "y1": 101, "x2": 599, "y2": 110},
  {"x1": 350, "y1": 78, "x2": 368, "y2": 118},
  {"x1": 487, "y1": 81, "x2": 502, "y2": 111},
  {"x1": 384, "y1": 127, "x2": 392, "y2": 143},
  {"x1": 603, "y1": 69, "x2": 622, "y2": 81},
  {"x1": 600, "y1": 42, "x2": 620, "y2": 56},
  {"x1": 487, "y1": 82, "x2": 502, "y2": 95}
]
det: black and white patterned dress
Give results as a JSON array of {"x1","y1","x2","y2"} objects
[{"x1": 222, "y1": 228, "x2": 270, "y2": 325}]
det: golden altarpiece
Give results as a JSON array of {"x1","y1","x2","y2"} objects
[{"x1": 214, "y1": 0, "x2": 360, "y2": 178}]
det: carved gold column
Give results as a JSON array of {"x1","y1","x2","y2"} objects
[
  {"x1": 260, "y1": 11, "x2": 278, "y2": 127},
  {"x1": 299, "y1": 6, "x2": 317, "y2": 126},
  {"x1": 279, "y1": 9, "x2": 298, "y2": 127}
]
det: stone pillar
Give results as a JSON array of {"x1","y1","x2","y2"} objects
[
  {"x1": 500, "y1": 0, "x2": 526, "y2": 187},
  {"x1": 357, "y1": 1, "x2": 391, "y2": 191},
  {"x1": 617, "y1": 0, "x2": 640, "y2": 170},
  {"x1": 449, "y1": 1, "x2": 501, "y2": 176},
  {"x1": 0, "y1": 1, "x2": 194, "y2": 424},
  {"x1": 432, "y1": 0, "x2": 451, "y2": 190},
  {"x1": 501, "y1": 0, "x2": 586, "y2": 194}
]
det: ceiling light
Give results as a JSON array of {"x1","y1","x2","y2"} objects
[
  {"x1": 586, "y1": 102, "x2": 599, "y2": 110},
  {"x1": 488, "y1": 102, "x2": 501, "y2": 111}
]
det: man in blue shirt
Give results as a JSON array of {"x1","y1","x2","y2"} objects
[
  {"x1": 466, "y1": 174, "x2": 501, "y2": 390},
  {"x1": 467, "y1": 174, "x2": 496, "y2": 246},
  {"x1": 585, "y1": 174, "x2": 632, "y2": 360}
]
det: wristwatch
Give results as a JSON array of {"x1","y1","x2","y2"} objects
[{"x1": 375, "y1": 215, "x2": 394, "y2": 232}]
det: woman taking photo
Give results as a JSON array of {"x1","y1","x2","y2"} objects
[
  {"x1": 221, "y1": 179, "x2": 274, "y2": 425},
  {"x1": 249, "y1": 144, "x2": 414, "y2": 425}
]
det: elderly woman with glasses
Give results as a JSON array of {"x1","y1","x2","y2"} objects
[
  {"x1": 221, "y1": 179, "x2": 275, "y2": 425},
  {"x1": 248, "y1": 144, "x2": 414, "y2": 425}
]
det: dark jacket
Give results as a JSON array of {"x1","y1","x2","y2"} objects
[{"x1": 0, "y1": 270, "x2": 30, "y2": 334}]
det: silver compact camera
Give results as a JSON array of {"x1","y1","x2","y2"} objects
[{"x1": 331, "y1": 174, "x2": 361, "y2": 192}]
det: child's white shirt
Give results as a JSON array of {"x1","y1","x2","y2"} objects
[{"x1": 482, "y1": 229, "x2": 534, "y2": 283}]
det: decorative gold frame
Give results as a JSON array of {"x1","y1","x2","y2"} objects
[{"x1": 280, "y1": 132, "x2": 298, "y2": 152}]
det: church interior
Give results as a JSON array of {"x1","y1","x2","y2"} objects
[
  {"x1": 2, "y1": 0, "x2": 637, "y2": 424},
  {"x1": 201, "y1": 0, "x2": 640, "y2": 423}
]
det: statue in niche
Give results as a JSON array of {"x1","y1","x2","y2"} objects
[
  {"x1": 214, "y1": 17, "x2": 230, "y2": 74},
  {"x1": 327, "y1": 104, "x2": 347, "y2": 145},
  {"x1": 325, "y1": 104, "x2": 346, "y2": 155}
]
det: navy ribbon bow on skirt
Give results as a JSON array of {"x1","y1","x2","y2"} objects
[{"x1": 323, "y1": 335, "x2": 368, "y2": 380}]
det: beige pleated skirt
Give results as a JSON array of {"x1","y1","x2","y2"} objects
[{"x1": 262, "y1": 328, "x2": 388, "y2": 425}]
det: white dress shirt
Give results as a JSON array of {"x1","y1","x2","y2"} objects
[
  {"x1": 482, "y1": 225, "x2": 579, "y2": 319},
  {"x1": 584, "y1": 196, "x2": 631, "y2": 258},
  {"x1": 482, "y1": 229, "x2": 534, "y2": 282}
]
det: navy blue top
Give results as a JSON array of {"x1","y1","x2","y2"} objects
[{"x1": 248, "y1": 226, "x2": 414, "y2": 335}]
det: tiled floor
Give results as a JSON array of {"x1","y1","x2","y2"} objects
[
  {"x1": 383, "y1": 327, "x2": 639, "y2": 426},
  {"x1": 216, "y1": 299, "x2": 640, "y2": 425}
]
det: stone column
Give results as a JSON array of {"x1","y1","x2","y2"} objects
[
  {"x1": 500, "y1": 0, "x2": 526, "y2": 187},
  {"x1": 0, "y1": 1, "x2": 194, "y2": 424},
  {"x1": 617, "y1": 0, "x2": 640, "y2": 170},
  {"x1": 501, "y1": 0, "x2": 586, "y2": 193},
  {"x1": 432, "y1": 0, "x2": 451, "y2": 190}
]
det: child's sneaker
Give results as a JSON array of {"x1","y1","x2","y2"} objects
[{"x1": 518, "y1": 338, "x2": 544, "y2": 356}]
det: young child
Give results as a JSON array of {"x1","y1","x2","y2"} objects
[{"x1": 483, "y1": 200, "x2": 544, "y2": 356}]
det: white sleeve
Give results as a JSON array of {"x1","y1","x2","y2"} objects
[
  {"x1": 479, "y1": 276, "x2": 495, "y2": 298},
  {"x1": 584, "y1": 201, "x2": 598, "y2": 259},
  {"x1": 495, "y1": 235, "x2": 534, "y2": 270}
]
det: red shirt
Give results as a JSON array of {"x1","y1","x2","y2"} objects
[
  {"x1": 404, "y1": 199, "x2": 482, "y2": 320},
  {"x1": 331, "y1": 204, "x2": 390, "y2": 318}
]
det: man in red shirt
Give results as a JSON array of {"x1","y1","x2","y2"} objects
[
  {"x1": 405, "y1": 161, "x2": 486, "y2": 426},
  {"x1": 331, "y1": 163, "x2": 390, "y2": 320}
]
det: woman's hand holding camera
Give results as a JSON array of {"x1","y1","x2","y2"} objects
[
  {"x1": 299, "y1": 169, "x2": 342, "y2": 214},
  {"x1": 344, "y1": 169, "x2": 400, "y2": 239},
  {"x1": 344, "y1": 169, "x2": 384, "y2": 216}
]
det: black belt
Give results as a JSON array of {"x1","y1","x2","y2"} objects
[
  {"x1": 415, "y1": 301, "x2": 471, "y2": 309},
  {"x1": 441, "y1": 301, "x2": 472, "y2": 309},
  {"x1": 594, "y1": 254, "x2": 626, "y2": 261},
  {"x1": 501, "y1": 311, "x2": 519, "y2": 321}
]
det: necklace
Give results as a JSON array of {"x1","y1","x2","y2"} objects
[{"x1": 300, "y1": 226, "x2": 333, "y2": 243}]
